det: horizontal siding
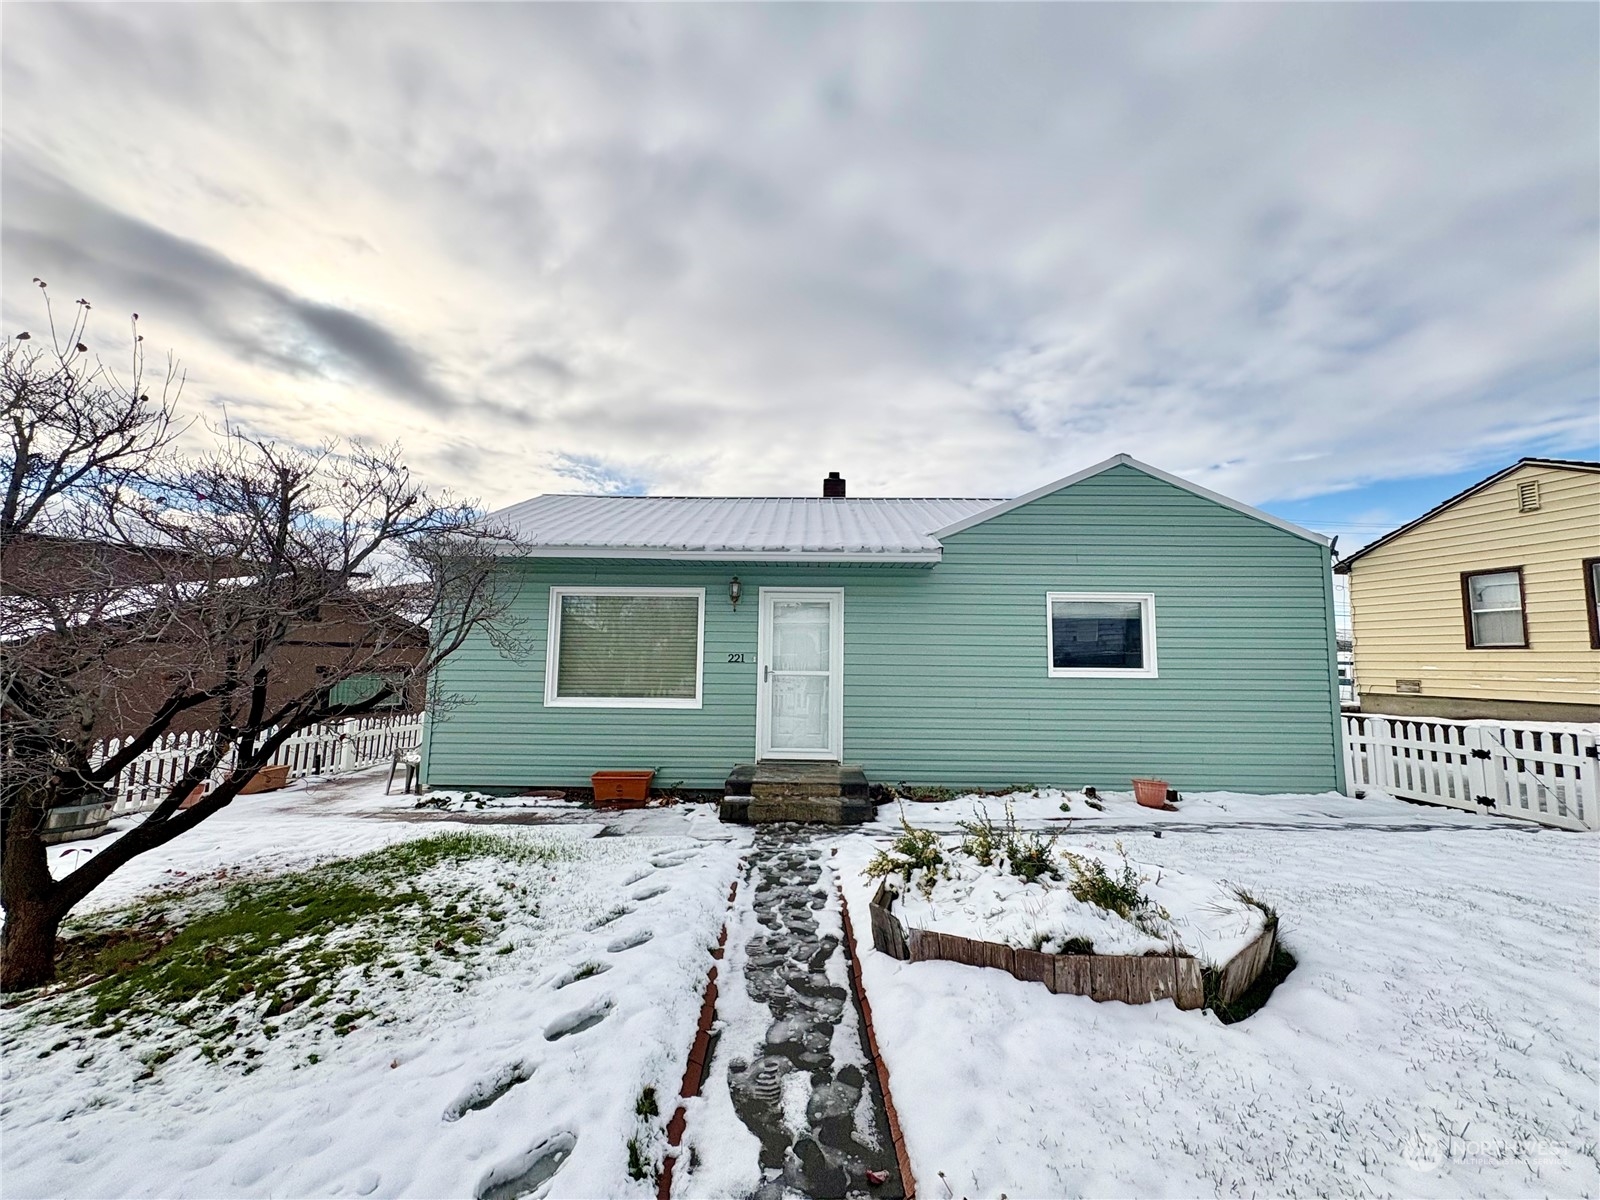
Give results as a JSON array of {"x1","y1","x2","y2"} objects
[
  {"x1": 425, "y1": 465, "x2": 1341, "y2": 793},
  {"x1": 1348, "y1": 466, "x2": 1600, "y2": 704}
]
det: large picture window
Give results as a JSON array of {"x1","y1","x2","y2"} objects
[
  {"x1": 1047, "y1": 592, "x2": 1158, "y2": 678},
  {"x1": 1461, "y1": 569, "x2": 1527, "y2": 649},
  {"x1": 545, "y1": 587, "x2": 704, "y2": 707}
]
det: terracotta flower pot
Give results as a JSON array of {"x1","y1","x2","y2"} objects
[{"x1": 1132, "y1": 778, "x2": 1171, "y2": 809}]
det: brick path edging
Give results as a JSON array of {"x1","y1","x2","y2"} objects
[
  {"x1": 837, "y1": 878, "x2": 918, "y2": 1199},
  {"x1": 657, "y1": 879, "x2": 738, "y2": 1200}
]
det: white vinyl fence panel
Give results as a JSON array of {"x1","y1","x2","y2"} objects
[
  {"x1": 93, "y1": 712, "x2": 425, "y2": 817},
  {"x1": 1343, "y1": 713, "x2": 1599, "y2": 832}
]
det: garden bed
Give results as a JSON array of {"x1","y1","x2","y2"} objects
[
  {"x1": 862, "y1": 810, "x2": 1279, "y2": 1013},
  {"x1": 869, "y1": 880, "x2": 1276, "y2": 1010}
]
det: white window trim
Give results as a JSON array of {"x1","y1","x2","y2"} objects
[
  {"x1": 544, "y1": 586, "x2": 706, "y2": 709},
  {"x1": 1046, "y1": 591, "x2": 1159, "y2": 679}
]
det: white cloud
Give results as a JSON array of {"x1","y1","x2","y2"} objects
[{"x1": 3, "y1": 4, "x2": 1595, "y2": 507}]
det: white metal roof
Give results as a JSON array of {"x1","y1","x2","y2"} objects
[
  {"x1": 485, "y1": 494, "x2": 998, "y2": 561},
  {"x1": 486, "y1": 454, "x2": 1330, "y2": 562}
]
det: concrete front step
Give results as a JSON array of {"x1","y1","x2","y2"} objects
[
  {"x1": 720, "y1": 795, "x2": 875, "y2": 826},
  {"x1": 725, "y1": 761, "x2": 870, "y2": 802}
]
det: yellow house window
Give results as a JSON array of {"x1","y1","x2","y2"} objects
[
  {"x1": 1585, "y1": 558, "x2": 1600, "y2": 650},
  {"x1": 1461, "y1": 568, "x2": 1528, "y2": 649}
]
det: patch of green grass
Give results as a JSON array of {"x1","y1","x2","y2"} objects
[
  {"x1": 626, "y1": 1135, "x2": 651, "y2": 1181},
  {"x1": 635, "y1": 1086, "x2": 659, "y2": 1118},
  {"x1": 44, "y1": 831, "x2": 582, "y2": 1065}
]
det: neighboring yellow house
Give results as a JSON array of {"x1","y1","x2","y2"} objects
[{"x1": 1335, "y1": 457, "x2": 1600, "y2": 722}]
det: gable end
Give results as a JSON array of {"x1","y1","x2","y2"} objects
[
  {"x1": 932, "y1": 454, "x2": 1331, "y2": 547},
  {"x1": 1334, "y1": 458, "x2": 1600, "y2": 574}
]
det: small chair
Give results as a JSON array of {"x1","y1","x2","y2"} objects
[{"x1": 386, "y1": 747, "x2": 421, "y2": 795}]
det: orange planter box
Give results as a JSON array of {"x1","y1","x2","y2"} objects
[
  {"x1": 591, "y1": 769, "x2": 655, "y2": 805},
  {"x1": 241, "y1": 764, "x2": 292, "y2": 795}
]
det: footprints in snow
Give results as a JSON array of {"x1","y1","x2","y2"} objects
[
  {"x1": 583, "y1": 879, "x2": 669, "y2": 930},
  {"x1": 585, "y1": 905, "x2": 633, "y2": 930},
  {"x1": 474, "y1": 1131, "x2": 578, "y2": 1200},
  {"x1": 543, "y1": 997, "x2": 614, "y2": 1041},
  {"x1": 550, "y1": 961, "x2": 611, "y2": 989},
  {"x1": 606, "y1": 928, "x2": 653, "y2": 953},
  {"x1": 443, "y1": 1059, "x2": 536, "y2": 1122},
  {"x1": 443, "y1": 847, "x2": 695, "y2": 1198}
]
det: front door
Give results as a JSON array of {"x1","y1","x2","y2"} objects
[{"x1": 757, "y1": 588, "x2": 843, "y2": 761}]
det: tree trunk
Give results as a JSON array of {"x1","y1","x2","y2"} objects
[
  {"x1": 1, "y1": 786, "x2": 63, "y2": 992},
  {"x1": 0, "y1": 898, "x2": 62, "y2": 991}
]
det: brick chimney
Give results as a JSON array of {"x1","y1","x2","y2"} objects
[{"x1": 822, "y1": 471, "x2": 846, "y2": 498}]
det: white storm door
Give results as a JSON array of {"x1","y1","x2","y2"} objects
[{"x1": 756, "y1": 589, "x2": 844, "y2": 761}]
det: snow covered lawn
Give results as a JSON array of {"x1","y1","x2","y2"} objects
[
  {"x1": 838, "y1": 795, "x2": 1600, "y2": 1198},
  {"x1": 2, "y1": 770, "x2": 748, "y2": 1199}
]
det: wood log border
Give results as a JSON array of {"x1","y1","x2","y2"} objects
[{"x1": 867, "y1": 880, "x2": 1277, "y2": 1013}]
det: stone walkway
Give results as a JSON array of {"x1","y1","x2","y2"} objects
[{"x1": 726, "y1": 828, "x2": 904, "y2": 1200}]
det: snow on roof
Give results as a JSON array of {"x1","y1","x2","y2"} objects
[{"x1": 483, "y1": 494, "x2": 999, "y2": 561}]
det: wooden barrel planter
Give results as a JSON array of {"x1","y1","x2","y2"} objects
[
  {"x1": 41, "y1": 795, "x2": 113, "y2": 845},
  {"x1": 867, "y1": 881, "x2": 1276, "y2": 1013}
]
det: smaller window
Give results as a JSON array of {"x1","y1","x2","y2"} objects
[
  {"x1": 1517, "y1": 480, "x2": 1541, "y2": 512},
  {"x1": 1047, "y1": 592, "x2": 1157, "y2": 678},
  {"x1": 329, "y1": 673, "x2": 404, "y2": 708},
  {"x1": 1584, "y1": 558, "x2": 1600, "y2": 650},
  {"x1": 1462, "y1": 569, "x2": 1527, "y2": 649}
]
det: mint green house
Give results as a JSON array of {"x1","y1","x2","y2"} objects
[{"x1": 421, "y1": 455, "x2": 1345, "y2": 797}]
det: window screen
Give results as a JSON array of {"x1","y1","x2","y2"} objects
[{"x1": 553, "y1": 592, "x2": 702, "y2": 701}]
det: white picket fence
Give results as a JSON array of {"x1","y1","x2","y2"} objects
[
  {"x1": 1343, "y1": 713, "x2": 1599, "y2": 831},
  {"x1": 93, "y1": 712, "x2": 426, "y2": 817}
]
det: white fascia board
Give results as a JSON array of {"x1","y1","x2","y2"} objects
[
  {"x1": 498, "y1": 544, "x2": 944, "y2": 563},
  {"x1": 931, "y1": 452, "x2": 1332, "y2": 548}
]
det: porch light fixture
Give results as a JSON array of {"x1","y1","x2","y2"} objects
[{"x1": 729, "y1": 576, "x2": 742, "y2": 609}]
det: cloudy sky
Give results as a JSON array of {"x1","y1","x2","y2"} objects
[{"x1": 4, "y1": 3, "x2": 1596, "y2": 545}]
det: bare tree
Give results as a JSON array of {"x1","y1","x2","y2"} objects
[{"x1": 1, "y1": 289, "x2": 525, "y2": 991}]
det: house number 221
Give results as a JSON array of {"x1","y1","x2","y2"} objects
[{"x1": 727, "y1": 653, "x2": 748, "y2": 663}]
